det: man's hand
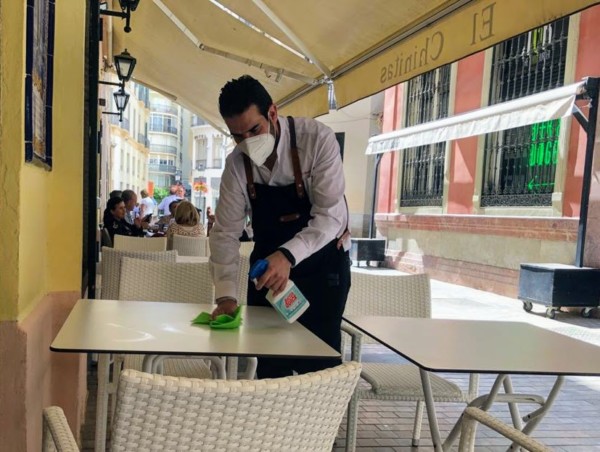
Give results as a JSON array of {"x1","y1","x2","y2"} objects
[
  {"x1": 133, "y1": 217, "x2": 142, "y2": 228},
  {"x1": 256, "y1": 250, "x2": 292, "y2": 296},
  {"x1": 211, "y1": 297, "x2": 238, "y2": 320}
]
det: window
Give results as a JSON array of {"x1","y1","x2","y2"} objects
[
  {"x1": 400, "y1": 64, "x2": 451, "y2": 207},
  {"x1": 481, "y1": 17, "x2": 569, "y2": 207}
]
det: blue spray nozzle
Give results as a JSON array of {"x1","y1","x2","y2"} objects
[{"x1": 249, "y1": 259, "x2": 269, "y2": 280}]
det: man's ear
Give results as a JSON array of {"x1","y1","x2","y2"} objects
[{"x1": 268, "y1": 104, "x2": 278, "y2": 123}]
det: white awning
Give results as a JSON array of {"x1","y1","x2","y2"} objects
[
  {"x1": 366, "y1": 81, "x2": 587, "y2": 155},
  {"x1": 111, "y1": 0, "x2": 599, "y2": 129}
]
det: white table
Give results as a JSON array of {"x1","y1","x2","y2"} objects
[
  {"x1": 52, "y1": 300, "x2": 340, "y2": 452},
  {"x1": 343, "y1": 316, "x2": 600, "y2": 451}
]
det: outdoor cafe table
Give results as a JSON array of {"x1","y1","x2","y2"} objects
[
  {"x1": 51, "y1": 299, "x2": 340, "y2": 452},
  {"x1": 343, "y1": 315, "x2": 600, "y2": 451}
]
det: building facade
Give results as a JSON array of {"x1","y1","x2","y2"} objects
[
  {"x1": 189, "y1": 115, "x2": 233, "y2": 214},
  {"x1": 375, "y1": 7, "x2": 600, "y2": 296},
  {"x1": 101, "y1": 81, "x2": 150, "y2": 201},
  {"x1": 147, "y1": 91, "x2": 182, "y2": 190}
]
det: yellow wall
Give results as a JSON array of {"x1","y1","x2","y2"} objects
[{"x1": 0, "y1": 0, "x2": 85, "y2": 321}]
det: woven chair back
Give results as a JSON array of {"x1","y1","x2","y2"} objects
[
  {"x1": 112, "y1": 363, "x2": 362, "y2": 452},
  {"x1": 114, "y1": 235, "x2": 167, "y2": 252},
  {"x1": 100, "y1": 247, "x2": 177, "y2": 300},
  {"x1": 119, "y1": 257, "x2": 214, "y2": 304},
  {"x1": 171, "y1": 235, "x2": 208, "y2": 257}
]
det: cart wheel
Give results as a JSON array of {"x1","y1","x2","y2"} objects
[
  {"x1": 546, "y1": 308, "x2": 556, "y2": 319},
  {"x1": 522, "y1": 301, "x2": 533, "y2": 312},
  {"x1": 581, "y1": 308, "x2": 593, "y2": 318}
]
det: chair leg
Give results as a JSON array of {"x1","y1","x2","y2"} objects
[
  {"x1": 345, "y1": 392, "x2": 359, "y2": 452},
  {"x1": 412, "y1": 400, "x2": 424, "y2": 446}
]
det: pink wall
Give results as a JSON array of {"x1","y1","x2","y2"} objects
[
  {"x1": 563, "y1": 7, "x2": 600, "y2": 217},
  {"x1": 447, "y1": 53, "x2": 486, "y2": 213},
  {"x1": 377, "y1": 85, "x2": 403, "y2": 212},
  {"x1": 0, "y1": 292, "x2": 86, "y2": 451}
]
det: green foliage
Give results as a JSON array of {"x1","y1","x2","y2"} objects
[{"x1": 153, "y1": 187, "x2": 170, "y2": 203}]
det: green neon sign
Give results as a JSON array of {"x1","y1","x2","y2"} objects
[{"x1": 527, "y1": 119, "x2": 560, "y2": 192}]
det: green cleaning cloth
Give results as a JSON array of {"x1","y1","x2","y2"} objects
[{"x1": 191, "y1": 306, "x2": 242, "y2": 329}]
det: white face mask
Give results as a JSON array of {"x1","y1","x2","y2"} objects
[{"x1": 238, "y1": 119, "x2": 275, "y2": 167}]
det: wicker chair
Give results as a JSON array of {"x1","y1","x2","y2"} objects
[
  {"x1": 113, "y1": 235, "x2": 167, "y2": 252},
  {"x1": 42, "y1": 406, "x2": 79, "y2": 452},
  {"x1": 42, "y1": 362, "x2": 361, "y2": 452},
  {"x1": 459, "y1": 407, "x2": 552, "y2": 452},
  {"x1": 99, "y1": 247, "x2": 177, "y2": 300},
  {"x1": 343, "y1": 271, "x2": 479, "y2": 451},
  {"x1": 239, "y1": 240, "x2": 254, "y2": 257},
  {"x1": 171, "y1": 234, "x2": 208, "y2": 256},
  {"x1": 101, "y1": 228, "x2": 113, "y2": 248}
]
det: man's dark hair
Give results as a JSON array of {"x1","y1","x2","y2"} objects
[
  {"x1": 219, "y1": 75, "x2": 273, "y2": 119},
  {"x1": 109, "y1": 190, "x2": 122, "y2": 199},
  {"x1": 121, "y1": 189, "x2": 136, "y2": 204}
]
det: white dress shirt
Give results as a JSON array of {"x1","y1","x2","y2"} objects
[
  {"x1": 209, "y1": 116, "x2": 349, "y2": 301},
  {"x1": 157, "y1": 194, "x2": 182, "y2": 213}
]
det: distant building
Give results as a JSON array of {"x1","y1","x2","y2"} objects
[
  {"x1": 147, "y1": 91, "x2": 182, "y2": 190},
  {"x1": 100, "y1": 80, "x2": 150, "y2": 206},
  {"x1": 189, "y1": 115, "x2": 233, "y2": 213}
]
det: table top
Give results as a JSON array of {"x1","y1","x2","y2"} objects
[
  {"x1": 52, "y1": 300, "x2": 340, "y2": 359},
  {"x1": 343, "y1": 315, "x2": 600, "y2": 377}
]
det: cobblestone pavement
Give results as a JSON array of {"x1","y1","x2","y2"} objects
[{"x1": 82, "y1": 268, "x2": 600, "y2": 451}]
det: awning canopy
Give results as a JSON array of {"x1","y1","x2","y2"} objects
[
  {"x1": 366, "y1": 81, "x2": 587, "y2": 154},
  {"x1": 111, "y1": 0, "x2": 600, "y2": 130}
]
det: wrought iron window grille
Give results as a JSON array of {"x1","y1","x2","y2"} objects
[
  {"x1": 400, "y1": 65, "x2": 451, "y2": 207},
  {"x1": 481, "y1": 17, "x2": 569, "y2": 207}
]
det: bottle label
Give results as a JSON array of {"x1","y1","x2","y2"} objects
[{"x1": 273, "y1": 285, "x2": 309, "y2": 321}]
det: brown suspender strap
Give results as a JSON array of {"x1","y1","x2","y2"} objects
[
  {"x1": 243, "y1": 153, "x2": 256, "y2": 199},
  {"x1": 287, "y1": 116, "x2": 305, "y2": 199}
]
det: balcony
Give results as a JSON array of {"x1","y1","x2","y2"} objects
[
  {"x1": 137, "y1": 134, "x2": 150, "y2": 148},
  {"x1": 148, "y1": 163, "x2": 176, "y2": 173},
  {"x1": 207, "y1": 158, "x2": 223, "y2": 169},
  {"x1": 192, "y1": 116, "x2": 207, "y2": 126},
  {"x1": 150, "y1": 144, "x2": 178, "y2": 155},
  {"x1": 149, "y1": 123, "x2": 178, "y2": 135},
  {"x1": 150, "y1": 103, "x2": 178, "y2": 115}
]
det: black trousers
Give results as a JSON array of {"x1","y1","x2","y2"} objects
[{"x1": 248, "y1": 243, "x2": 351, "y2": 378}]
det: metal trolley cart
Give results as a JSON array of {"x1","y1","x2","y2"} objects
[{"x1": 518, "y1": 263, "x2": 600, "y2": 319}]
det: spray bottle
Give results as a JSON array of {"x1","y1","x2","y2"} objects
[{"x1": 249, "y1": 259, "x2": 310, "y2": 323}]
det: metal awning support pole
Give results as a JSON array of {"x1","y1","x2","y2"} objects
[
  {"x1": 574, "y1": 77, "x2": 599, "y2": 267},
  {"x1": 369, "y1": 154, "x2": 383, "y2": 239}
]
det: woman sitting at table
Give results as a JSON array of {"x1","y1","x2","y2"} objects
[
  {"x1": 103, "y1": 196, "x2": 145, "y2": 241},
  {"x1": 166, "y1": 200, "x2": 206, "y2": 249}
]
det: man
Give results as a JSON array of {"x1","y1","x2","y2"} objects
[
  {"x1": 122, "y1": 189, "x2": 150, "y2": 229},
  {"x1": 121, "y1": 189, "x2": 138, "y2": 225},
  {"x1": 139, "y1": 189, "x2": 156, "y2": 220},
  {"x1": 209, "y1": 75, "x2": 350, "y2": 378},
  {"x1": 157, "y1": 185, "x2": 181, "y2": 214}
]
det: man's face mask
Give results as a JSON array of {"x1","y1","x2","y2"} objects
[{"x1": 238, "y1": 118, "x2": 275, "y2": 167}]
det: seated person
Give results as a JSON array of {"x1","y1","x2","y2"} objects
[
  {"x1": 166, "y1": 200, "x2": 206, "y2": 249},
  {"x1": 103, "y1": 196, "x2": 145, "y2": 241},
  {"x1": 157, "y1": 199, "x2": 182, "y2": 228}
]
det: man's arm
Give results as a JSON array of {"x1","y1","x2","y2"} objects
[{"x1": 209, "y1": 157, "x2": 248, "y2": 316}]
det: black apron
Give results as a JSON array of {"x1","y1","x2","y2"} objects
[{"x1": 245, "y1": 116, "x2": 351, "y2": 378}]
